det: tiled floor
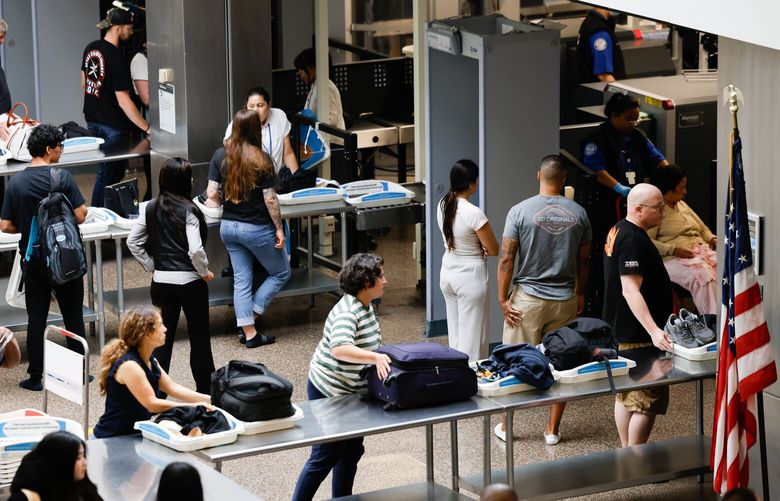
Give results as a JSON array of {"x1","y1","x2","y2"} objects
[{"x1": 0, "y1": 192, "x2": 718, "y2": 500}]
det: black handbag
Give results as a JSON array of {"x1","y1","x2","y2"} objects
[
  {"x1": 104, "y1": 178, "x2": 139, "y2": 218},
  {"x1": 210, "y1": 360, "x2": 295, "y2": 422}
]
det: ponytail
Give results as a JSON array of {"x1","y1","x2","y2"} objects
[
  {"x1": 441, "y1": 159, "x2": 480, "y2": 252},
  {"x1": 99, "y1": 339, "x2": 128, "y2": 395},
  {"x1": 440, "y1": 191, "x2": 458, "y2": 251}
]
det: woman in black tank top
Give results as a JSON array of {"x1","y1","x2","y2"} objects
[{"x1": 93, "y1": 306, "x2": 213, "y2": 438}]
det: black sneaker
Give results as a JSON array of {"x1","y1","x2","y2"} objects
[
  {"x1": 19, "y1": 377, "x2": 43, "y2": 392},
  {"x1": 679, "y1": 309, "x2": 716, "y2": 346},
  {"x1": 664, "y1": 313, "x2": 699, "y2": 349},
  {"x1": 245, "y1": 334, "x2": 276, "y2": 348}
]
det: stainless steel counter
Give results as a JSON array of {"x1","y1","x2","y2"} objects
[
  {"x1": 87, "y1": 436, "x2": 260, "y2": 500},
  {"x1": 0, "y1": 136, "x2": 150, "y2": 177}
]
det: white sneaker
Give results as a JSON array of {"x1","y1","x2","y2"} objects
[
  {"x1": 494, "y1": 423, "x2": 506, "y2": 442},
  {"x1": 544, "y1": 433, "x2": 561, "y2": 445}
]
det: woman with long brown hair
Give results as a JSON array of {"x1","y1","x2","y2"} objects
[
  {"x1": 437, "y1": 159, "x2": 497, "y2": 361},
  {"x1": 206, "y1": 109, "x2": 290, "y2": 348},
  {"x1": 92, "y1": 306, "x2": 212, "y2": 438}
]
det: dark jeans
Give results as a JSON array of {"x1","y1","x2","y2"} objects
[
  {"x1": 291, "y1": 380, "x2": 365, "y2": 501},
  {"x1": 87, "y1": 122, "x2": 130, "y2": 207},
  {"x1": 150, "y1": 279, "x2": 215, "y2": 394},
  {"x1": 24, "y1": 265, "x2": 86, "y2": 378}
]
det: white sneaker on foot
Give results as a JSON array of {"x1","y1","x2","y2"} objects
[
  {"x1": 544, "y1": 433, "x2": 561, "y2": 445},
  {"x1": 494, "y1": 423, "x2": 506, "y2": 442}
]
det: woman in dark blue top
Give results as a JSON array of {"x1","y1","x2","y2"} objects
[{"x1": 93, "y1": 306, "x2": 212, "y2": 438}]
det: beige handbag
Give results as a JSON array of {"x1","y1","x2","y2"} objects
[{"x1": 0, "y1": 102, "x2": 40, "y2": 161}]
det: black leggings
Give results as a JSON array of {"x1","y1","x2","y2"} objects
[{"x1": 150, "y1": 279, "x2": 215, "y2": 394}]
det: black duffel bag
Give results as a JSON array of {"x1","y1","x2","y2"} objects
[
  {"x1": 211, "y1": 360, "x2": 295, "y2": 422},
  {"x1": 542, "y1": 317, "x2": 618, "y2": 371}
]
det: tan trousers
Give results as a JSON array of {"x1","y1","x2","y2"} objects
[{"x1": 501, "y1": 286, "x2": 577, "y2": 346}]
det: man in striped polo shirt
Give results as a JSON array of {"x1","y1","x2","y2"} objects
[{"x1": 293, "y1": 253, "x2": 391, "y2": 501}]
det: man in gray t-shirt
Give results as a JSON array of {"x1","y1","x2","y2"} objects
[{"x1": 495, "y1": 155, "x2": 591, "y2": 444}]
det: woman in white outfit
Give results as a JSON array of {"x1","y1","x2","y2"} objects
[{"x1": 437, "y1": 160, "x2": 498, "y2": 361}]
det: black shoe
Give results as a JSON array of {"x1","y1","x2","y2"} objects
[
  {"x1": 238, "y1": 332, "x2": 246, "y2": 344},
  {"x1": 245, "y1": 334, "x2": 276, "y2": 348},
  {"x1": 19, "y1": 377, "x2": 43, "y2": 392},
  {"x1": 88, "y1": 375, "x2": 95, "y2": 383}
]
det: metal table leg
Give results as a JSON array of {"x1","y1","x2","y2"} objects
[
  {"x1": 307, "y1": 216, "x2": 315, "y2": 307},
  {"x1": 483, "y1": 415, "x2": 492, "y2": 488},
  {"x1": 450, "y1": 420, "x2": 459, "y2": 491},
  {"x1": 696, "y1": 379, "x2": 704, "y2": 483},
  {"x1": 95, "y1": 241, "x2": 105, "y2": 351},
  {"x1": 115, "y1": 238, "x2": 125, "y2": 314},
  {"x1": 506, "y1": 410, "x2": 515, "y2": 490},
  {"x1": 426, "y1": 424, "x2": 434, "y2": 482},
  {"x1": 85, "y1": 242, "x2": 95, "y2": 337}
]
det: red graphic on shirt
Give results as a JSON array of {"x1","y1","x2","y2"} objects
[{"x1": 84, "y1": 49, "x2": 105, "y2": 98}]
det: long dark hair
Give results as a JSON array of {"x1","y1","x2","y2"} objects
[
  {"x1": 156, "y1": 157, "x2": 207, "y2": 244},
  {"x1": 157, "y1": 462, "x2": 203, "y2": 501},
  {"x1": 224, "y1": 109, "x2": 274, "y2": 203},
  {"x1": 440, "y1": 159, "x2": 479, "y2": 251},
  {"x1": 10, "y1": 431, "x2": 102, "y2": 501}
]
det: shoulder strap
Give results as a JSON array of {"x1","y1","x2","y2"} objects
[{"x1": 49, "y1": 167, "x2": 62, "y2": 194}]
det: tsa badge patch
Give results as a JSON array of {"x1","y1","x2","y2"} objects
[
  {"x1": 584, "y1": 142, "x2": 598, "y2": 156},
  {"x1": 593, "y1": 37, "x2": 608, "y2": 52}
]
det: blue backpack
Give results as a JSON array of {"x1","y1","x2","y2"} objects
[{"x1": 25, "y1": 168, "x2": 87, "y2": 284}]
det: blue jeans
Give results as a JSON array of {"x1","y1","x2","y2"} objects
[
  {"x1": 292, "y1": 380, "x2": 365, "y2": 501},
  {"x1": 87, "y1": 122, "x2": 130, "y2": 207},
  {"x1": 220, "y1": 219, "x2": 290, "y2": 326}
]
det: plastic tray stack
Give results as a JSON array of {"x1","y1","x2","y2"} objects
[{"x1": 0, "y1": 409, "x2": 85, "y2": 487}]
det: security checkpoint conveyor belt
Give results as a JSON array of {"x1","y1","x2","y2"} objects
[{"x1": 192, "y1": 348, "x2": 714, "y2": 500}]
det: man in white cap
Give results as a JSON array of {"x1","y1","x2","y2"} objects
[{"x1": 81, "y1": 7, "x2": 149, "y2": 206}]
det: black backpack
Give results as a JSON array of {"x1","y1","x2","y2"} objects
[
  {"x1": 542, "y1": 317, "x2": 618, "y2": 370},
  {"x1": 27, "y1": 168, "x2": 88, "y2": 285},
  {"x1": 211, "y1": 361, "x2": 295, "y2": 422}
]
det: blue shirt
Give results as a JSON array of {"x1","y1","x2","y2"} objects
[
  {"x1": 582, "y1": 133, "x2": 665, "y2": 179},
  {"x1": 589, "y1": 30, "x2": 614, "y2": 76}
]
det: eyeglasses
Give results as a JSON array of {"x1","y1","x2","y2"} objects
[{"x1": 639, "y1": 203, "x2": 665, "y2": 212}]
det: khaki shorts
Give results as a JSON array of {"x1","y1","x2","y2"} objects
[
  {"x1": 501, "y1": 286, "x2": 578, "y2": 346},
  {"x1": 615, "y1": 342, "x2": 670, "y2": 415}
]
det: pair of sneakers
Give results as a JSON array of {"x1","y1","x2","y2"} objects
[
  {"x1": 493, "y1": 423, "x2": 561, "y2": 445},
  {"x1": 664, "y1": 309, "x2": 716, "y2": 349}
]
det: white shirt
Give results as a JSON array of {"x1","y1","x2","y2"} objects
[
  {"x1": 437, "y1": 198, "x2": 489, "y2": 258},
  {"x1": 130, "y1": 53, "x2": 148, "y2": 95},
  {"x1": 223, "y1": 107, "x2": 291, "y2": 172},
  {"x1": 304, "y1": 79, "x2": 345, "y2": 130}
]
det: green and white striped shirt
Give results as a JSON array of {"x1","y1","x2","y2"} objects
[{"x1": 309, "y1": 294, "x2": 382, "y2": 397}]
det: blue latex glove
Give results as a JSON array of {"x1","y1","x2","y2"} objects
[{"x1": 612, "y1": 183, "x2": 631, "y2": 198}]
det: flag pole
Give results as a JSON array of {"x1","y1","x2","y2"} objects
[{"x1": 724, "y1": 83, "x2": 770, "y2": 501}]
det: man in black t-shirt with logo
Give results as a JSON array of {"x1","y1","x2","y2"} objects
[
  {"x1": 603, "y1": 183, "x2": 673, "y2": 447},
  {"x1": 0, "y1": 125, "x2": 88, "y2": 391},
  {"x1": 81, "y1": 7, "x2": 149, "y2": 207}
]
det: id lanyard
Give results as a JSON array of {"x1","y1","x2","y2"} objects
[{"x1": 264, "y1": 123, "x2": 272, "y2": 157}]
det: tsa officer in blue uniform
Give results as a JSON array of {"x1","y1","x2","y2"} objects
[
  {"x1": 582, "y1": 92, "x2": 668, "y2": 202},
  {"x1": 577, "y1": 8, "x2": 626, "y2": 83}
]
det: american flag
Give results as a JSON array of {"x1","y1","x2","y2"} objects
[{"x1": 711, "y1": 131, "x2": 777, "y2": 493}]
